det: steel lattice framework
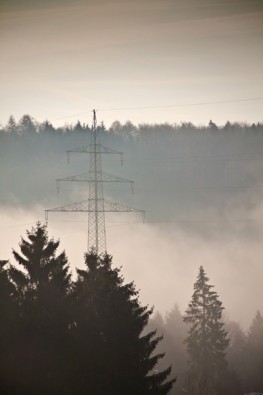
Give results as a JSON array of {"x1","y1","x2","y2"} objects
[{"x1": 45, "y1": 110, "x2": 144, "y2": 254}]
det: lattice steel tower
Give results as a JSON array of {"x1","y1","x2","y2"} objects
[{"x1": 45, "y1": 110, "x2": 144, "y2": 254}]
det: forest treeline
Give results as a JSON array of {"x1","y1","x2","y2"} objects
[
  {"x1": 1, "y1": 114, "x2": 263, "y2": 218},
  {"x1": 150, "y1": 299, "x2": 263, "y2": 394},
  {"x1": 1, "y1": 223, "x2": 263, "y2": 395},
  {"x1": 1, "y1": 114, "x2": 263, "y2": 138}
]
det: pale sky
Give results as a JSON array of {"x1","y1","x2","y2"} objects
[{"x1": 0, "y1": 0, "x2": 263, "y2": 126}]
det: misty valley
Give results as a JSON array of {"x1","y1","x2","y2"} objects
[{"x1": 0, "y1": 115, "x2": 263, "y2": 395}]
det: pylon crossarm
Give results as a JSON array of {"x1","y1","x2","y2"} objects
[
  {"x1": 101, "y1": 172, "x2": 133, "y2": 188},
  {"x1": 46, "y1": 199, "x2": 143, "y2": 213},
  {"x1": 67, "y1": 144, "x2": 123, "y2": 164},
  {"x1": 56, "y1": 172, "x2": 134, "y2": 191},
  {"x1": 57, "y1": 173, "x2": 93, "y2": 187},
  {"x1": 103, "y1": 200, "x2": 144, "y2": 216},
  {"x1": 45, "y1": 199, "x2": 144, "y2": 217},
  {"x1": 99, "y1": 145, "x2": 124, "y2": 164},
  {"x1": 46, "y1": 201, "x2": 90, "y2": 214}
]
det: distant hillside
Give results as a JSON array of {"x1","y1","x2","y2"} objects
[{"x1": 1, "y1": 115, "x2": 263, "y2": 235}]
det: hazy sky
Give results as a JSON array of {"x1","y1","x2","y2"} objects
[{"x1": 1, "y1": 0, "x2": 262, "y2": 127}]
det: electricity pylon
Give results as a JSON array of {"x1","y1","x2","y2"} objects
[{"x1": 45, "y1": 110, "x2": 144, "y2": 254}]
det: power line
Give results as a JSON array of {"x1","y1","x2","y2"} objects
[
  {"x1": 134, "y1": 186, "x2": 263, "y2": 192},
  {"x1": 119, "y1": 155, "x2": 263, "y2": 164},
  {"x1": 52, "y1": 97, "x2": 263, "y2": 122},
  {"x1": 97, "y1": 97, "x2": 263, "y2": 112},
  {"x1": 1, "y1": 215, "x2": 262, "y2": 232},
  {"x1": 147, "y1": 219, "x2": 263, "y2": 224}
]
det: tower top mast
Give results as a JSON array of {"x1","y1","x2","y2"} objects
[
  {"x1": 92, "y1": 109, "x2": 97, "y2": 131},
  {"x1": 45, "y1": 110, "x2": 144, "y2": 254}
]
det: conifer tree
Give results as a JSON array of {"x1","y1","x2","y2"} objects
[
  {"x1": 0, "y1": 260, "x2": 16, "y2": 328},
  {"x1": 9, "y1": 223, "x2": 72, "y2": 395},
  {"x1": 71, "y1": 250, "x2": 175, "y2": 395},
  {"x1": 225, "y1": 320, "x2": 246, "y2": 390},
  {"x1": 6, "y1": 115, "x2": 17, "y2": 134},
  {"x1": 164, "y1": 304, "x2": 188, "y2": 395},
  {"x1": 245, "y1": 310, "x2": 263, "y2": 392},
  {"x1": 183, "y1": 266, "x2": 229, "y2": 395},
  {"x1": 0, "y1": 260, "x2": 17, "y2": 395}
]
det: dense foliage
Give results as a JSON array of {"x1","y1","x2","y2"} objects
[
  {"x1": 149, "y1": 273, "x2": 263, "y2": 395},
  {"x1": 1, "y1": 224, "x2": 263, "y2": 394},
  {"x1": 1, "y1": 115, "x2": 263, "y2": 228},
  {"x1": 1, "y1": 114, "x2": 263, "y2": 136},
  {"x1": 0, "y1": 223, "x2": 175, "y2": 395},
  {"x1": 183, "y1": 266, "x2": 230, "y2": 395}
]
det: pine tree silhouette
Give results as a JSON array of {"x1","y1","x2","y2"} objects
[
  {"x1": 183, "y1": 266, "x2": 229, "y2": 395},
  {"x1": 245, "y1": 311, "x2": 263, "y2": 392},
  {"x1": 9, "y1": 222, "x2": 71, "y2": 395},
  {"x1": 71, "y1": 250, "x2": 176, "y2": 395}
]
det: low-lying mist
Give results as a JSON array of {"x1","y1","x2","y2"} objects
[
  {"x1": 1, "y1": 118, "x2": 263, "y2": 330},
  {"x1": 1, "y1": 202, "x2": 262, "y2": 330}
]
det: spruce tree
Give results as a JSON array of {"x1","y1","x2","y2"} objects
[
  {"x1": 9, "y1": 222, "x2": 72, "y2": 395},
  {"x1": 0, "y1": 260, "x2": 17, "y2": 395},
  {"x1": 225, "y1": 320, "x2": 246, "y2": 391},
  {"x1": 71, "y1": 250, "x2": 176, "y2": 395},
  {"x1": 183, "y1": 266, "x2": 229, "y2": 395},
  {"x1": 0, "y1": 260, "x2": 16, "y2": 330},
  {"x1": 164, "y1": 304, "x2": 188, "y2": 395},
  {"x1": 245, "y1": 311, "x2": 263, "y2": 392}
]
